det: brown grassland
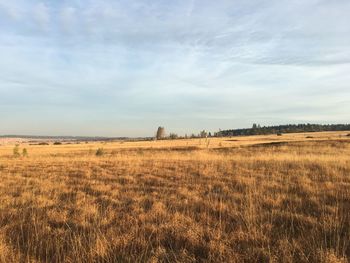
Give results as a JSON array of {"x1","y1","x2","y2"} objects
[{"x1": 0, "y1": 131, "x2": 349, "y2": 262}]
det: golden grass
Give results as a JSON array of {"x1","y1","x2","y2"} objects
[{"x1": 0, "y1": 132, "x2": 349, "y2": 262}]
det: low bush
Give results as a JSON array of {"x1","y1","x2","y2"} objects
[
  {"x1": 22, "y1": 148, "x2": 28, "y2": 157},
  {"x1": 96, "y1": 148, "x2": 105, "y2": 156},
  {"x1": 13, "y1": 145, "x2": 20, "y2": 157}
]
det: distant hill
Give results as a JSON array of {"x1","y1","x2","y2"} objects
[
  {"x1": 0, "y1": 135, "x2": 129, "y2": 142},
  {"x1": 216, "y1": 124, "x2": 350, "y2": 137}
]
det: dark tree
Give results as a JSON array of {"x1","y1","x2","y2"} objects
[{"x1": 156, "y1": 127, "x2": 165, "y2": 140}]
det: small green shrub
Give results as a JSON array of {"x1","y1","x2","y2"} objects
[
  {"x1": 96, "y1": 148, "x2": 105, "y2": 156},
  {"x1": 13, "y1": 145, "x2": 20, "y2": 158},
  {"x1": 22, "y1": 148, "x2": 28, "y2": 157}
]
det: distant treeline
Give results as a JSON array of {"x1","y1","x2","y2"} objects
[{"x1": 216, "y1": 124, "x2": 350, "y2": 137}]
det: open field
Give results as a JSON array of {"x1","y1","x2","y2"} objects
[{"x1": 0, "y1": 131, "x2": 350, "y2": 262}]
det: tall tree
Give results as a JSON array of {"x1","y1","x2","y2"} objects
[{"x1": 156, "y1": 127, "x2": 165, "y2": 140}]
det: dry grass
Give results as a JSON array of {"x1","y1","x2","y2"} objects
[{"x1": 0, "y1": 132, "x2": 349, "y2": 262}]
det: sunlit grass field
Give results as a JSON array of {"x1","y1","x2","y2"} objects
[{"x1": 0, "y1": 132, "x2": 349, "y2": 262}]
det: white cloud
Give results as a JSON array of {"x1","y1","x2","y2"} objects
[
  {"x1": 33, "y1": 2, "x2": 50, "y2": 31},
  {"x1": 60, "y1": 6, "x2": 77, "y2": 33},
  {"x1": 0, "y1": 1, "x2": 26, "y2": 21}
]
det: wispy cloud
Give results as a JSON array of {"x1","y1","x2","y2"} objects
[{"x1": 33, "y1": 2, "x2": 50, "y2": 31}]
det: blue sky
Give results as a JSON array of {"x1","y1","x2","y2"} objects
[{"x1": 0, "y1": 0, "x2": 349, "y2": 136}]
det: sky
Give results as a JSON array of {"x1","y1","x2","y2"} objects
[{"x1": 0, "y1": 0, "x2": 349, "y2": 137}]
